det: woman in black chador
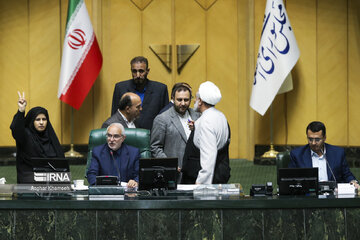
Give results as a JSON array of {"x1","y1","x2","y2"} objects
[{"x1": 10, "y1": 92, "x2": 66, "y2": 183}]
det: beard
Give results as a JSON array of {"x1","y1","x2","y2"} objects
[
  {"x1": 193, "y1": 99, "x2": 199, "y2": 112},
  {"x1": 174, "y1": 104, "x2": 188, "y2": 115},
  {"x1": 133, "y1": 76, "x2": 147, "y2": 90}
]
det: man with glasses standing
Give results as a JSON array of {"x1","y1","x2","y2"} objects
[
  {"x1": 111, "y1": 56, "x2": 169, "y2": 130},
  {"x1": 289, "y1": 121, "x2": 358, "y2": 185},
  {"x1": 87, "y1": 123, "x2": 140, "y2": 187}
]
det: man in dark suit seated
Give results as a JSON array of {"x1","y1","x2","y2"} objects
[
  {"x1": 102, "y1": 92, "x2": 142, "y2": 129},
  {"x1": 87, "y1": 123, "x2": 140, "y2": 188},
  {"x1": 111, "y1": 56, "x2": 169, "y2": 130},
  {"x1": 289, "y1": 121, "x2": 358, "y2": 186}
]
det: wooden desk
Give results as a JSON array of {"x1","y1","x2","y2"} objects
[{"x1": 0, "y1": 193, "x2": 359, "y2": 239}]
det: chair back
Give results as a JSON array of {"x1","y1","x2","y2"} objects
[
  {"x1": 276, "y1": 151, "x2": 291, "y2": 171},
  {"x1": 85, "y1": 128, "x2": 151, "y2": 177}
]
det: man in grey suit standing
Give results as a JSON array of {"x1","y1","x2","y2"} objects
[
  {"x1": 102, "y1": 92, "x2": 142, "y2": 129},
  {"x1": 150, "y1": 83, "x2": 200, "y2": 182}
]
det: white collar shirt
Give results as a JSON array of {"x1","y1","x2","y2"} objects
[
  {"x1": 311, "y1": 146, "x2": 328, "y2": 181},
  {"x1": 177, "y1": 110, "x2": 192, "y2": 139},
  {"x1": 119, "y1": 110, "x2": 136, "y2": 128}
]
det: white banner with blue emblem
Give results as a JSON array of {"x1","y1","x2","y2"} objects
[{"x1": 250, "y1": 0, "x2": 300, "y2": 116}]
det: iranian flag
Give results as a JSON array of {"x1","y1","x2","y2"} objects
[{"x1": 58, "y1": 0, "x2": 102, "y2": 109}]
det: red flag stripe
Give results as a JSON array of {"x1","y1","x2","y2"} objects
[{"x1": 60, "y1": 36, "x2": 102, "y2": 109}]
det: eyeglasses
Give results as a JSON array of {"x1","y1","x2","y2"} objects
[
  {"x1": 307, "y1": 137, "x2": 323, "y2": 143},
  {"x1": 106, "y1": 134, "x2": 123, "y2": 140},
  {"x1": 131, "y1": 69, "x2": 146, "y2": 74}
]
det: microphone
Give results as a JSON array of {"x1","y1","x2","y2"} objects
[
  {"x1": 110, "y1": 150, "x2": 121, "y2": 185},
  {"x1": 320, "y1": 148, "x2": 337, "y2": 183}
]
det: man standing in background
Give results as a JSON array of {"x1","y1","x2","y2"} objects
[
  {"x1": 111, "y1": 56, "x2": 169, "y2": 130},
  {"x1": 102, "y1": 92, "x2": 142, "y2": 129}
]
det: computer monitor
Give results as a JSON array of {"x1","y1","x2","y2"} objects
[
  {"x1": 139, "y1": 158, "x2": 178, "y2": 191},
  {"x1": 31, "y1": 157, "x2": 70, "y2": 184},
  {"x1": 278, "y1": 168, "x2": 318, "y2": 195},
  {"x1": 31, "y1": 157, "x2": 70, "y2": 172}
]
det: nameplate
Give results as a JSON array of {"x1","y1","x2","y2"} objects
[{"x1": 14, "y1": 184, "x2": 71, "y2": 193}]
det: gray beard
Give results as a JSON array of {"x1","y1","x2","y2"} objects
[{"x1": 193, "y1": 100, "x2": 199, "y2": 112}]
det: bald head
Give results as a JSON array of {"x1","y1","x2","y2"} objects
[{"x1": 118, "y1": 92, "x2": 142, "y2": 122}]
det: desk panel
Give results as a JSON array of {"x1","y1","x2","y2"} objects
[{"x1": 0, "y1": 196, "x2": 359, "y2": 239}]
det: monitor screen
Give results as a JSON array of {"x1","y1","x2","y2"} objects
[
  {"x1": 139, "y1": 158, "x2": 178, "y2": 191},
  {"x1": 278, "y1": 168, "x2": 318, "y2": 195},
  {"x1": 31, "y1": 157, "x2": 70, "y2": 172},
  {"x1": 30, "y1": 157, "x2": 70, "y2": 184}
]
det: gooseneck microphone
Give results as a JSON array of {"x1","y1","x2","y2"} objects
[
  {"x1": 110, "y1": 150, "x2": 121, "y2": 185},
  {"x1": 320, "y1": 148, "x2": 337, "y2": 183}
]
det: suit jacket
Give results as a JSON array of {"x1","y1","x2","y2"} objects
[
  {"x1": 289, "y1": 143, "x2": 356, "y2": 183},
  {"x1": 150, "y1": 107, "x2": 200, "y2": 168},
  {"x1": 101, "y1": 110, "x2": 136, "y2": 129},
  {"x1": 87, "y1": 143, "x2": 140, "y2": 185},
  {"x1": 158, "y1": 102, "x2": 174, "y2": 115},
  {"x1": 111, "y1": 79, "x2": 169, "y2": 130}
]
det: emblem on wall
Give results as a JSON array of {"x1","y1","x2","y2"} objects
[{"x1": 149, "y1": 44, "x2": 200, "y2": 74}]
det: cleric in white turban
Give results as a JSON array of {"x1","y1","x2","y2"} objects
[
  {"x1": 181, "y1": 81, "x2": 231, "y2": 185},
  {"x1": 198, "y1": 81, "x2": 222, "y2": 105}
]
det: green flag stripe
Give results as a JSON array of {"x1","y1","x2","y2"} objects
[
  {"x1": 66, "y1": 0, "x2": 81, "y2": 23},
  {"x1": 65, "y1": 0, "x2": 83, "y2": 33}
]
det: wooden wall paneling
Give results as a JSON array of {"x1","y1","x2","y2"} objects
[
  {"x1": 348, "y1": 0, "x2": 360, "y2": 146},
  {"x1": 317, "y1": 0, "x2": 348, "y2": 145},
  {"x1": 91, "y1": 0, "x2": 103, "y2": 129},
  {"x1": 142, "y1": 0, "x2": 172, "y2": 92},
  {"x1": 175, "y1": 0, "x2": 206, "y2": 93},
  {"x1": 99, "y1": 0, "x2": 142, "y2": 130},
  {"x1": 70, "y1": 0, "x2": 95, "y2": 144},
  {"x1": 286, "y1": 0, "x2": 317, "y2": 145},
  {"x1": 253, "y1": 0, "x2": 269, "y2": 145},
  {"x1": 206, "y1": 0, "x2": 239, "y2": 158},
  {"x1": 238, "y1": 0, "x2": 255, "y2": 159},
  {"x1": 29, "y1": 0, "x2": 62, "y2": 141},
  {"x1": 271, "y1": 0, "x2": 294, "y2": 145},
  {"x1": 60, "y1": 0, "x2": 70, "y2": 144},
  {"x1": 0, "y1": 0, "x2": 29, "y2": 145},
  {"x1": 60, "y1": 0, "x2": 97, "y2": 144},
  {"x1": 272, "y1": 95, "x2": 286, "y2": 144}
]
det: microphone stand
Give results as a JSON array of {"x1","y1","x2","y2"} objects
[
  {"x1": 65, "y1": 108, "x2": 83, "y2": 158},
  {"x1": 319, "y1": 147, "x2": 337, "y2": 194},
  {"x1": 261, "y1": 105, "x2": 278, "y2": 158},
  {"x1": 110, "y1": 150, "x2": 121, "y2": 185}
]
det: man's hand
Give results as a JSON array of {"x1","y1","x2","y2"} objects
[
  {"x1": 188, "y1": 120, "x2": 195, "y2": 131},
  {"x1": 17, "y1": 91, "x2": 27, "y2": 112},
  {"x1": 127, "y1": 179, "x2": 138, "y2": 188},
  {"x1": 350, "y1": 180, "x2": 359, "y2": 189}
]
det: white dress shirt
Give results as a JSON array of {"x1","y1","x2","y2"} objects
[
  {"x1": 311, "y1": 146, "x2": 328, "y2": 181},
  {"x1": 177, "y1": 110, "x2": 192, "y2": 139},
  {"x1": 193, "y1": 107, "x2": 229, "y2": 184},
  {"x1": 119, "y1": 110, "x2": 136, "y2": 128}
]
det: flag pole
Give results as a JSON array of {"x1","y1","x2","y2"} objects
[
  {"x1": 65, "y1": 108, "x2": 83, "y2": 158},
  {"x1": 261, "y1": 104, "x2": 278, "y2": 158}
]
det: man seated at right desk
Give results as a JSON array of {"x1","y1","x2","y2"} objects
[
  {"x1": 87, "y1": 123, "x2": 140, "y2": 188},
  {"x1": 289, "y1": 121, "x2": 358, "y2": 186}
]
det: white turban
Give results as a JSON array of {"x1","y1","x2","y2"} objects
[{"x1": 198, "y1": 81, "x2": 222, "y2": 105}]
